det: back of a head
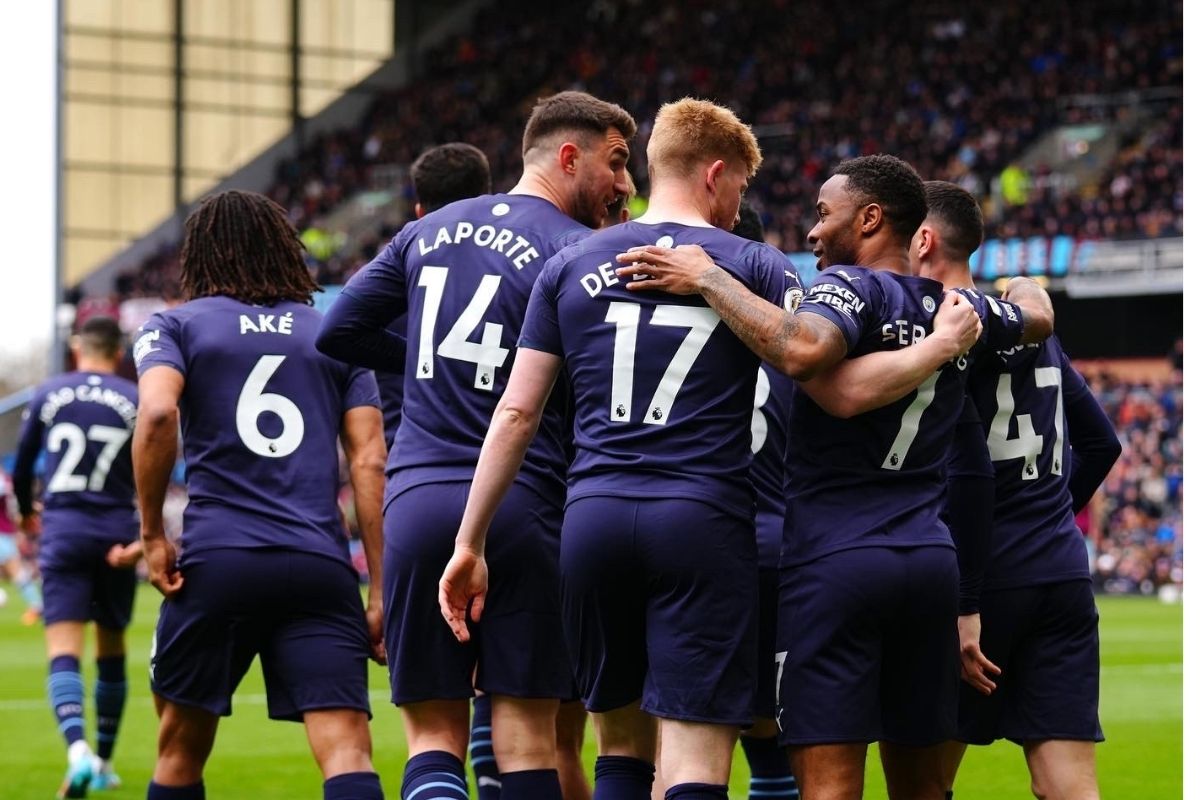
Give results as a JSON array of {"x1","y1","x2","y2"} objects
[
  {"x1": 75, "y1": 316, "x2": 123, "y2": 361},
  {"x1": 646, "y1": 98, "x2": 763, "y2": 182},
  {"x1": 731, "y1": 200, "x2": 765, "y2": 243},
  {"x1": 411, "y1": 143, "x2": 492, "y2": 212},
  {"x1": 180, "y1": 190, "x2": 319, "y2": 306},
  {"x1": 923, "y1": 180, "x2": 984, "y2": 260},
  {"x1": 521, "y1": 91, "x2": 636, "y2": 160},
  {"x1": 833, "y1": 155, "x2": 927, "y2": 243}
]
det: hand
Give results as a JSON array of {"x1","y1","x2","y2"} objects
[
  {"x1": 614, "y1": 244, "x2": 720, "y2": 295},
  {"x1": 365, "y1": 595, "x2": 387, "y2": 666},
  {"x1": 19, "y1": 512, "x2": 41, "y2": 537},
  {"x1": 105, "y1": 541, "x2": 143, "y2": 569},
  {"x1": 932, "y1": 291, "x2": 983, "y2": 356},
  {"x1": 142, "y1": 533, "x2": 184, "y2": 598},
  {"x1": 958, "y1": 613, "x2": 1001, "y2": 695},
  {"x1": 438, "y1": 545, "x2": 488, "y2": 643},
  {"x1": 1001, "y1": 276, "x2": 1039, "y2": 301}
]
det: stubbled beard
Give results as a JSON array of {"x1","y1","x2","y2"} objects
[{"x1": 568, "y1": 186, "x2": 602, "y2": 229}]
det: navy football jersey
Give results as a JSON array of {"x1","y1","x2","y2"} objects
[
  {"x1": 750, "y1": 364, "x2": 792, "y2": 567},
  {"x1": 781, "y1": 267, "x2": 1025, "y2": 566},
  {"x1": 317, "y1": 194, "x2": 590, "y2": 505},
  {"x1": 970, "y1": 336, "x2": 1093, "y2": 589},
  {"x1": 134, "y1": 297, "x2": 379, "y2": 565},
  {"x1": 519, "y1": 221, "x2": 801, "y2": 519},
  {"x1": 12, "y1": 372, "x2": 139, "y2": 551},
  {"x1": 375, "y1": 314, "x2": 407, "y2": 448}
]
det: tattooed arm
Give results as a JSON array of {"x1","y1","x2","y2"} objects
[{"x1": 616, "y1": 245, "x2": 847, "y2": 380}]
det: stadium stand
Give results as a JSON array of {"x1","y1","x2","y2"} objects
[
  {"x1": 52, "y1": 0, "x2": 1181, "y2": 595},
  {"x1": 1082, "y1": 353, "x2": 1183, "y2": 595},
  {"x1": 83, "y1": 0, "x2": 1180, "y2": 301}
]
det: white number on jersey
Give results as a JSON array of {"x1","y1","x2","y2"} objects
[
  {"x1": 236, "y1": 355, "x2": 304, "y2": 458},
  {"x1": 604, "y1": 302, "x2": 721, "y2": 426},
  {"x1": 751, "y1": 367, "x2": 770, "y2": 455},
  {"x1": 882, "y1": 371, "x2": 941, "y2": 470},
  {"x1": 46, "y1": 423, "x2": 131, "y2": 492},
  {"x1": 987, "y1": 366, "x2": 1064, "y2": 480},
  {"x1": 416, "y1": 266, "x2": 509, "y2": 391}
]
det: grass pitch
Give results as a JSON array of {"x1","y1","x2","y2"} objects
[{"x1": 0, "y1": 588, "x2": 1180, "y2": 799}]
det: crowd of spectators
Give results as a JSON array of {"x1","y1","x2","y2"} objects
[
  {"x1": 86, "y1": 0, "x2": 1180, "y2": 309},
  {"x1": 1080, "y1": 347, "x2": 1183, "y2": 595},
  {"x1": 989, "y1": 103, "x2": 1183, "y2": 241}
]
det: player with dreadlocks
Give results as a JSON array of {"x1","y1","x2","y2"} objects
[{"x1": 132, "y1": 190, "x2": 389, "y2": 800}]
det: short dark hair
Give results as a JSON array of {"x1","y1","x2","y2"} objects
[
  {"x1": 833, "y1": 155, "x2": 928, "y2": 242},
  {"x1": 411, "y1": 143, "x2": 492, "y2": 212},
  {"x1": 76, "y1": 316, "x2": 123, "y2": 358},
  {"x1": 731, "y1": 200, "x2": 765, "y2": 243},
  {"x1": 522, "y1": 91, "x2": 636, "y2": 155},
  {"x1": 923, "y1": 180, "x2": 984, "y2": 259},
  {"x1": 180, "y1": 190, "x2": 319, "y2": 305}
]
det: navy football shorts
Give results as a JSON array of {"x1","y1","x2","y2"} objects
[
  {"x1": 776, "y1": 545, "x2": 959, "y2": 746},
  {"x1": 957, "y1": 579, "x2": 1103, "y2": 745},
  {"x1": 41, "y1": 534, "x2": 137, "y2": 630},
  {"x1": 150, "y1": 547, "x2": 370, "y2": 721},
  {"x1": 383, "y1": 480, "x2": 573, "y2": 704},
  {"x1": 560, "y1": 496, "x2": 758, "y2": 726},
  {"x1": 752, "y1": 566, "x2": 782, "y2": 721}
]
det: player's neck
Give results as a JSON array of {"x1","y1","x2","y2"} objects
[
  {"x1": 855, "y1": 250, "x2": 912, "y2": 277},
  {"x1": 74, "y1": 357, "x2": 117, "y2": 374},
  {"x1": 932, "y1": 262, "x2": 975, "y2": 290},
  {"x1": 919, "y1": 255, "x2": 974, "y2": 289},
  {"x1": 508, "y1": 167, "x2": 570, "y2": 216},
  {"x1": 635, "y1": 183, "x2": 714, "y2": 228}
]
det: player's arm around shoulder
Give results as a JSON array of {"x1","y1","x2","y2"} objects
[
  {"x1": 802, "y1": 289, "x2": 983, "y2": 418},
  {"x1": 614, "y1": 244, "x2": 847, "y2": 381},
  {"x1": 1000, "y1": 276, "x2": 1054, "y2": 345},
  {"x1": 133, "y1": 365, "x2": 185, "y2": 598},
  {"x1": 340, "y1": 402, "x2": 388, "y2": 664},
  {"x1": 438, "y1": 346, "x2": 563, "y2": 643}
]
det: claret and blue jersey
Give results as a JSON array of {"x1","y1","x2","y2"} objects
[
  {"x1": 317, "y1": 193, "x2": 591, "y2": 506},
  {"x1": 134, "y1": 297, "x2": 379, "y2": 566},
  {"x1": 518, "y1": 221, "x2": 801, "y2": 521},
  {"x1": 782, "y1": 266, "x2": 1026, "y2": 566}
]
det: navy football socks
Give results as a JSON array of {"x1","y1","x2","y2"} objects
[
  {"x1": 147, "y1": 781, "x2": 205, "y2": 799},
  {"x1": 594, "y1": 755, "x2": 655, "y2": 800},
  {"x1": 740, "y1": 734, "x2": 798, "y2": 799},
  {"x1": 499, "y1": 768, "x2": 562, "y2": 800},
  {"x1": 470, "y1": 695, "x2": 502, "y2": 799},
  {"x1": 665, "y1": 783, "x2": 727, "y2": 800},
  {"x1": 402, "y1": 751, "x2": 468, "y2": 800},
  {"x1": 324, "y1": 771, "x2": 383, "y2": 800},
  {"x1": 48, "y1": 654, "x2": 85, "y2": 748},
  {"x1": 95, "y1": 655, "x2": 128, "y2": 761}
]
